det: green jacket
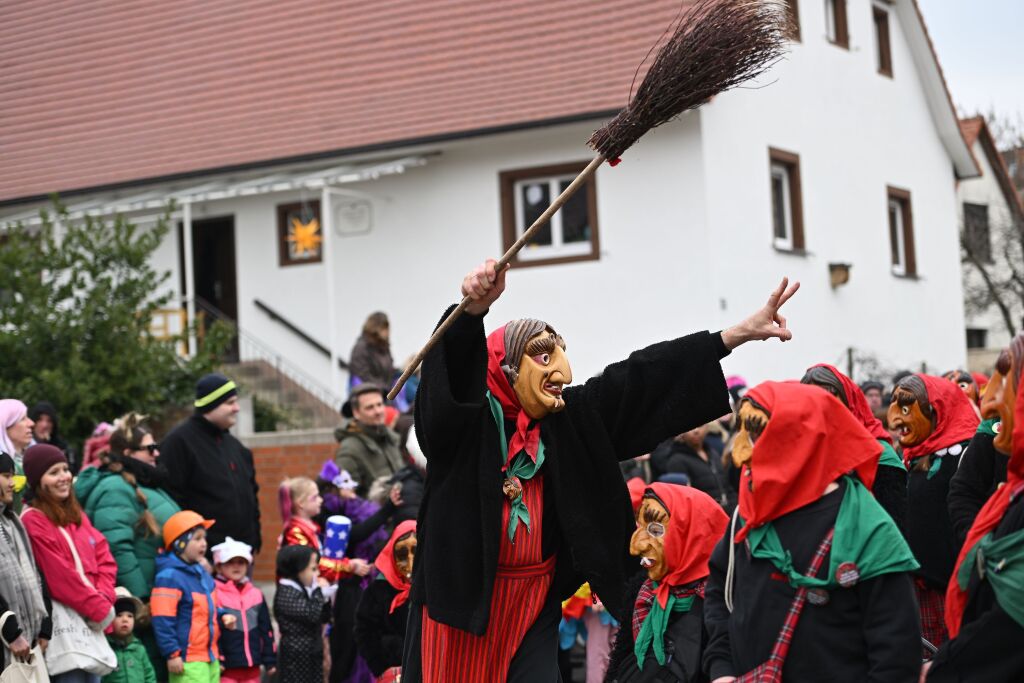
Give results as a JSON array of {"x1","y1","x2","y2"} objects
[
  {"x1": 75, "y1": 467, "x2": 181, "y2": 599},
  {"x1": 334, "y1": 418, "x2": 404, "y2": 498},
  {"x1": 103, "y1": 635, "x2": 157, "y2": 683}
]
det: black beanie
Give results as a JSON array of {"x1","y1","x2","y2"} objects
[
  {"x1": 114, "y1": 596, "x2": 138, "y2": 617},
  {"x1": 0, "y1": 452, "x2": 13, "y2": 474},
  {"x1": 194, "y1": 373, "x2": 238, "y2": 414}
]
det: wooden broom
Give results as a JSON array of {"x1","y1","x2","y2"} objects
[{"x1": 388, "y1": 0, "x2": 790, "y2": 400}]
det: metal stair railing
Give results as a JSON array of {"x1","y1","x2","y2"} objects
[{"x1": 192, "y1": 296, "x2": 344, "y2": 413}]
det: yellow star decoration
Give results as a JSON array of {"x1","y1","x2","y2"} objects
[{"x1": 288, "y1": 216, "x2": 322, "y2": 257}]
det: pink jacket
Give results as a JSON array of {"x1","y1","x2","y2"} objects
[{"x1": 22, "y1": 506, "x2": 118, "y2": 623}]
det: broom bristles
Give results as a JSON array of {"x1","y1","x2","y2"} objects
[{"x1": 588, "y1": 0, "x2": 791, "y2": 161}]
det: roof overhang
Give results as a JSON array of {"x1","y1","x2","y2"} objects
[
  {"x1": 0, "y1": 155, "x2": 429, "y2": 228},
  {"x1": 900, "y1": 1, "x2": 980, "y2": 179}
]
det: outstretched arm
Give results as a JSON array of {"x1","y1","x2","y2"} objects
[{"x1": 576, "y1": 278, "x2": 799, "y2": 459}]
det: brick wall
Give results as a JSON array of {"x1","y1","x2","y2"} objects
[{"x1": 247, "y1": 429, "x2": 337, "y2": 582}]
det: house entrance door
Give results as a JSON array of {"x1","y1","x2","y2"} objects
[{"x1": 179, "y1": 215, "x2": 239, "y2": 361}]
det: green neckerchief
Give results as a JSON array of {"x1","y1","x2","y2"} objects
[
  {"x1": 746, "y1": 477, "x2": 919, "y2": 590},
  {"x1": 878, "y1": 440, "x2": 906, "y2": 471},
  {"x1": 977, "y1": 418, "x2": 1000, "y2": 438},
  {"x1": 958, "y1": 526, "x2": 1024, "y2": 630},
  {"x1": 634, "y1": 587, "x2": 696, "y2": 669},
  {"x1": 487, "y1": 391, "x2": 545, "y2": 541}
]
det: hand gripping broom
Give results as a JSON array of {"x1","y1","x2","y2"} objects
[{"x1": 388, "y1": 0, "x2": 791, "y2": 400}]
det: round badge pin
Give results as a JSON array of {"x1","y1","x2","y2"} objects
[
  {"x1": 502, "y1": 476, "x2": 523, "y2": 502},
  {"x1": 807, "y1": 588, "x2": 830, "y2": 606},
  {"x1": 836, "y1": 561, "x2": 860, "y2": 588}
]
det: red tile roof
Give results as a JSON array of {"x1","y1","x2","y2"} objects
[{"x1": 0, "y1": 0, "x2": 692, "y2": 204}]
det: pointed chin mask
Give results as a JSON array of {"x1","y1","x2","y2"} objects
[
  {"x1": 731, "y1": 399, "x2": 769, "y2": 482},
  {"x1": 393, "y1": 532, "x2": 416, "y2": 581},
  {"x1": 887, "y1": 377, "x2": 935, "y2": 447},
  {"x1": 512, "y1": 331, "x2": 572, "y2": 420},
  {"x1": 988, "y1": 342, "x2": 1022, "y2": 455},
  {"x1": 630, "y1": 496, "x2": 669, "y2": 582},
  {"x1": 944, "y1": 370, "x2": 979, "y2": 405}
]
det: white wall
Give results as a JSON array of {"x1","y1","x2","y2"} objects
[
  {"x1": 958, "y1": 138, "x2": 1018, "y2": 350},
  {"x1": 328, "y1": 119, "x2": 715, "y2": 386},
  {"x1": 699, "y1": 0, "x2": 967, "y2": 384}
]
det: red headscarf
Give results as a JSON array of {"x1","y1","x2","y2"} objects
[
  {"x1": 808, "y1": 363, "x2": 891, "y2": 444},
  {"x1": 945, "y1": 376, "x2": 1024, "y2": 636},
  {"x1": 645, "y1": 483, "x2": 729, "y2": 608},
  {"x1": 626, "y1": 477, "x2": 647, "y2": 513},
  {"x1": 736, "y1": 382, "x2": 880, "y2": 542},
  {"x1": 486, "y1": 325, "x2": 542, "y2": 466},
  {"x1": 901, "y1": 374, "x2": 980, "y2": 466},
  {"x1": 374, "y1": 520, "x2": 417, "y2": 613}
]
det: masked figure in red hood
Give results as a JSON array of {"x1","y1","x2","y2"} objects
[
  {"x1": 944, "y1": 369, "x2": 981, "y2": 408},
  {"x1": 354, "y1": 520, "x2": 416, "y2": 680},
  {"x1": 948, "y1": 334, "x2": 1022, "y2": 546},
  {"x1": 605, "y1": 483, "x2": 727, "y2": 682},
  {"x1": 402, "y1": 260, "x2": 798, "y2": 683},
  {"x1": 887, "y1": 374, "x2": 979, "y2": 650},
  {"x1": 703, "y1": 382, "x2": 920, "y2": 683},
  {"x1": 801, "y1": 363, "x2": 908, "y2": 531},
  {"x1": 925, "y1": 346, "x2": 1024, "y2": 681}
]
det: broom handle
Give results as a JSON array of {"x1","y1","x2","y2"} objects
[{"x1": 387, "y1": 154, "x2": 606, "y2": 400}]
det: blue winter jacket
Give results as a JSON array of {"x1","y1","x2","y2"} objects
[{"x1": 151, "y1": 552, "x2": 224, "y2": 663}]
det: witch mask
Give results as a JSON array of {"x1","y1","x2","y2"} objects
[
  {"x1": 630, "y1": 494, "x2": 670, "y2": 581},
  {"x1": 393, "y1": 531, "x2": 417, "y2": 581},
  {"x1": 944, "y1": 369, "x2": 979, "y2": 405},
  {"x1": 499, "y1": 320, "x2": 572, "y2": 420},
  {"x1": 731, "y1": 398, "x2": 769, "y2": 475},
  {"x1": 987, "y1": 335, "x2": 1024, "y2": 455},
  {"x1": 887, "y1": 375, "x2": 935, "y2": 447}
]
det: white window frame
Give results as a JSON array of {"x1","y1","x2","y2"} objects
[
  {"x1": 513, "y1": 174, "x2": 593, "y2": 262},
  {"x1": 889, "y1": 198, "x2": 906, "y2": 276},
  {"x1": 771, "y1": 163, "x2": 794, "y2": 251},
  {"x1": 824, "y1": 0, "x2": 837, "y2": 41}
]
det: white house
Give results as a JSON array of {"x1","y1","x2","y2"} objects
[
  {"x1": 0, "y1": 0, "x2": 979, "y2": 413},
  {"x1": 956, "y1": 116, "x2": 1024, "y2": 370}
]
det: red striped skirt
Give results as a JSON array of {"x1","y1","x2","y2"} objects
[{"x1": 420, "y1": 473, "x2": 553, "y2": 683}]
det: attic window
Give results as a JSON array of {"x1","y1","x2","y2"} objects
[
  {"x1": 825, "y1": 0, "x2": 849, "y2": 48},
  {"x1": 873, "y1": 5, "x2": 893, "y2": 76}
]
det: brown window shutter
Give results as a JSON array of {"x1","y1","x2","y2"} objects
[
  {"x1": 835, "y1": 0, "x2": 850, "y2": 48},
  {"x1": 902, "y1": 198, "x2": 916, "y2": 276}
]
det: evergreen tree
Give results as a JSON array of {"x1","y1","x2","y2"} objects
[{"x1": 0, "y1": 201, "x2": 232, "y2": 445}]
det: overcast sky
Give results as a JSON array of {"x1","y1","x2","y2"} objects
[{"x1": 917, "y1": 0, "x2": 1024, "y2": 122}]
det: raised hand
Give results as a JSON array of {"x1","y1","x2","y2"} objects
[
  {"x1": 462, "y1": 259, "x2": 509, "y2": 316},
  {"x1": 721, "y1": 277, "x2": 801, "y2": 350}
]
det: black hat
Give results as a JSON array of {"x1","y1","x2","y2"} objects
[
  {"x1": 860, "y1": 380, "x2": 884, "y2": 393},
  {"x1": 194, "y1": 373, "x2": 238, "y2": 414},
  {"x1": 0, "y1": 452, "x2": 13, "y2": 474},
  {"x1": 114, "y1": 596, "x2": 138, "y2": 617},
  {"x1": 341, "y1": 384, "x2": 385, "y2": 419}
]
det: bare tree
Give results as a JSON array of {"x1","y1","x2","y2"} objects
[{"x1": 960, "y1": 111, "x2": 1024, "y2": 338}]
